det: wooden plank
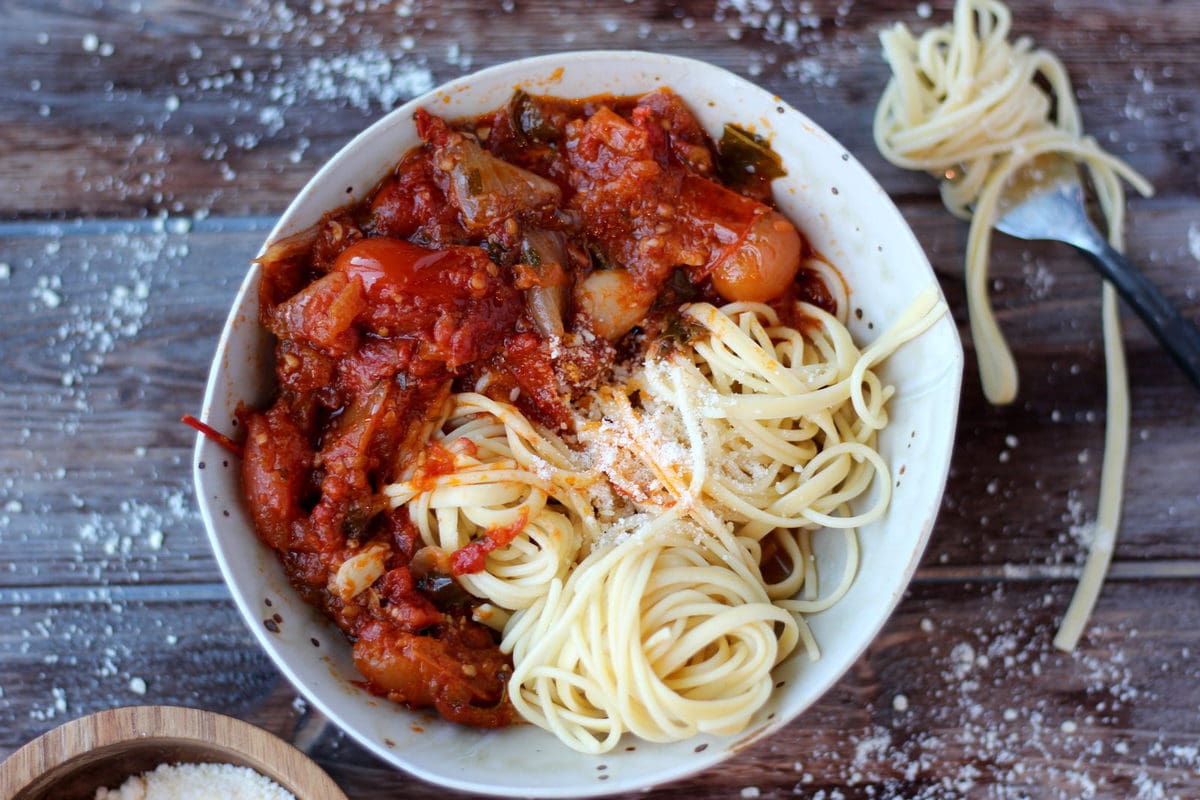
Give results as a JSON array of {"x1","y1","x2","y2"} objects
[
  {"x1": 1, "y1": 581, "x2": 1196, "y2": 798},
  {"x1": 0, "y1": 224, "x2": 249, "y2": 587},
  {"x1": 1, "y1": 200, "x2": 1197, "y2": 590},
  {"x1": 0, "y1": 596, "x2": 281, "y2": 752},
  {"x1": 1, "y1": 0, "x2": 1196, "y2": 217}
]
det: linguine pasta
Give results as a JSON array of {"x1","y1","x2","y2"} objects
[
  {"x1": 873, "y1": 0, "x2": 1153, "y2": 650},
  {"x1": 384, "y1": 285, "x2": 945, "y2": 752}
]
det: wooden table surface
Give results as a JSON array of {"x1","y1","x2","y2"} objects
[{"x1": 2, "y1": 1, "x2": 1198, "y2": 798}]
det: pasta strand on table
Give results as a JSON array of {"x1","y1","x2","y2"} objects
[{"x1": 873, "y1": 0, "x2": 1153, "y2": 650}]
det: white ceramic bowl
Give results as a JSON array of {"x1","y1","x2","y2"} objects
[{"x1": 193, "y1": 51, "x2": 963, "y2": 797}]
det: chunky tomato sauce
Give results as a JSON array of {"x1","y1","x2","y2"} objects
[{"x1": 241, "y1": 88, "x2": 834, "y2": 727}]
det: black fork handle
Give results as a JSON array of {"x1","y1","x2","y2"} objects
[{"x1": 1082, "y1": 236, "x2": 1200, "y2": 391}]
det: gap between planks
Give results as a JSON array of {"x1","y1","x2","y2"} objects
[
  {"x1": 3, "y1": 560, "x2": 1199, "y2": 607},
  {"x1": 0, "y1": 216, "x2": 278, "y2": 239}
]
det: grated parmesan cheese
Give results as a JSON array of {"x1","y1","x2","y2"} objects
[{"x1": 94, "y1": 763, "x2": 295, "y2": 800}]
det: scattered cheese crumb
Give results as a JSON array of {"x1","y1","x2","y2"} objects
[
  {"x1": 1188, "y1": 223, "x2": 1200, "y2": 263},
  {"x1": 892, "y1": 694, "x2": 909, "y2": 712},
  {"x1": 129, "y1": 676, "x2": 147, "y2": 695}
]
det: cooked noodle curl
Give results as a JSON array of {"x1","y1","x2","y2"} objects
[{"x1": 385, "y1": 287, "x2": 945, "y2": 752}]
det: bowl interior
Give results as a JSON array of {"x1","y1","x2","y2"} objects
[{"x1": 193, "y1": 51, "x2": 962, "y2": 797}]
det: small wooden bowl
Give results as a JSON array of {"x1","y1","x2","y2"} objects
[{"x1": 0, "y1": 705, "x2": 348, "y2": 800}]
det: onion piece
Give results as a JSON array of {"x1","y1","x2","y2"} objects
[
  {"x1": 409, "y1": 545, "x2": 453, "y2": 579},
  {"x1": 575, "y1": 269, "x2": 656, "y2": 341},
  {"x1": 332, "y1": 544, "x2": 389, "y2": 601},
  {"x1": 432, "y1": 134, "x2": 561, "y2": 234},
  {"x1": 520, "y1": 228, "x2": 570, "y2": 338},
  {"x1": 527, "y1": 287, "x2": 566, "y2": 338}
]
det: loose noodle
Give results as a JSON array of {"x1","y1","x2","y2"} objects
[
  {"x1": 873, "y1": 0, "x2": 1153, "y2": 650},
  {"x1": 384, "y1": 284, "x2": 946, "y2": 752}
]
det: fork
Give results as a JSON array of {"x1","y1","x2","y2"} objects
[{"x1": 993, "y1": 152, "x2": 1200, "y2": 390}]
